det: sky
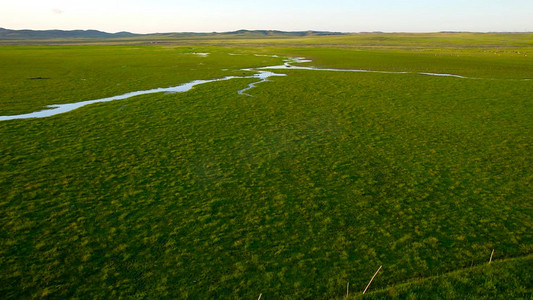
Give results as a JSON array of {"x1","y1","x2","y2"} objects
[{"x1": 1, "y1": 0, "x2": 532, "y2": 33}]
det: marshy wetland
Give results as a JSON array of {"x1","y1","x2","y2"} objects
[{"x1": 0, "y1": 33, "x2": 532, "y2": 298}]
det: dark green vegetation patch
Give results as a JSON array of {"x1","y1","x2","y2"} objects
[{"x1": 0, "y1": 35, "x2": 532, "y2": 298}]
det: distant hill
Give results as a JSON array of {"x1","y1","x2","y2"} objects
[
  {"x1": 0, "y1": 28, "x2": 345, "y2": 40},
  {"x1": 222, "y1": 29, "x2": 345, "y2": 36},
  {"x1": 0, "y1": 28, "x2": 139, "y2": 39},
  {"x1": 154, "y1": 29, "x2": 345, "y2": 38}
]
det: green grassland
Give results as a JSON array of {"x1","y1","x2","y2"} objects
[
  {"x1": 0, "y1": 34, "x2": 532, "y2": 298},
  {"x1": 3, "y1": 31, "x2": 532, "y2": 49},
  {"x1": 0, "y1": 46, "x2": 281, "y2": 115},
  {"x1": 358, "y1": 254, "x2": 533, "y2": 299}
]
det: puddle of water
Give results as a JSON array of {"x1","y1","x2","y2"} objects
[
  {"x1": 286, "y1": 57, "x2": 312, "y2": 63},
  {"x1": 254, "y1": 54, "x2": 279, "y2": 58}
]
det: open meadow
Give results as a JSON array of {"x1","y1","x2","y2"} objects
[{"x1": 0, "y1": 33, "x2": 532, "y2": 298}]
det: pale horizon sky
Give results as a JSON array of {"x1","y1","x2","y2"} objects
[{"x1": 1, "y1": 0, "x2": 532, "y2": 34}]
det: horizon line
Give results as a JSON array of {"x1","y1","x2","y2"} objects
[{"x1": 1, "y1": 27, "x2": 532, "y2": 35}]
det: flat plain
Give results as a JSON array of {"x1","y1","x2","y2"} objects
[{"x1": 0, "y1": 33, "x2": 532, "y2": 298}]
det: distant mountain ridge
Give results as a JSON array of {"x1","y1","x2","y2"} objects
[
  {"x1": 222, "y1": 29, "x2": 344, "y2": 36},
  {"x1": 0, "y1": 28, "x2": 345, "y2": 40},
  {"x1": 0, "y1": 28, "x2": 138, "y2": 39}
]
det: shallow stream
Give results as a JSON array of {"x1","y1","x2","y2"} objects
[{"x1": 0, "y1": 55, "x2": 525, "y2": 121}]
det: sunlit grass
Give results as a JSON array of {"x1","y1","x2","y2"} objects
[{"x1": 0, "y1": 34, "x2": 532, "y2": 298}]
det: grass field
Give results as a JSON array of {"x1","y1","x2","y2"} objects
[
  {"x1": 0, "y1": 34, "x2": 532, "y2": 298},
  {"x1": 358, "y1": 253, "x2": 533, "y2": 299}
]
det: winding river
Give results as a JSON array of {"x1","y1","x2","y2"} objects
[
  {"x1": 0, "y1": 55, "x2": 525, "y2": 121},
  {"x1": 0, "y1": 70, "x2": 285, "y2": 121}
]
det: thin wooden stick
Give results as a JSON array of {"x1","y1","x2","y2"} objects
[
  {"x1": 489, "y1": 249, "x2": 494, "y2": 264},
  {"x1": 258, "y1": 293, "x2": 262, "y2": 300},
  {"x1": 346, "y1": 282, "x2": 349, "y2": 298},
  {"x1": 363, "y1": 265, "x2": 382, "y2": 294}
]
